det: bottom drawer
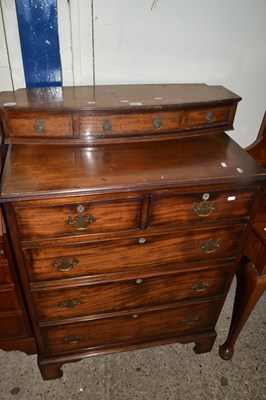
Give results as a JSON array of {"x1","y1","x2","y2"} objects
[{"x1": 41, "y1": 299, "x2": 220, "y2": 356}]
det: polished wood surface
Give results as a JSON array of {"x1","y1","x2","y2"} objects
[
  {"x1": 0, "y1": 84, "x2": 265, "y2": 380},
  {"x1": 2, "y1": 132, "x2": 265, "y2": 199},
  {"x1": 0, "y1": 84, "x2": 241, "y2": 110},
  {"x1": 0, "y1": 84, "x2": 240, "y2": 144},
  {"x1": 220, "y1": 111, "x2": 266, "y2": 360}
]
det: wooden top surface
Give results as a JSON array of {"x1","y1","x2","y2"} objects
[
  {"x1": 0, "y1": 84, "x2": 241, "y2": 112},
  {"x1": 1, "y1": 132, "x2": 265, "y2": 201}
]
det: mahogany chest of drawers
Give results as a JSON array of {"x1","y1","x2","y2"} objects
[{"x1": 0, "y1": 84, "x2": 265, "y2": 380}]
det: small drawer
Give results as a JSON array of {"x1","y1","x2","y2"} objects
[
  {"x1": 41, "y1": 299, "x2": 220, "y2": 356},
  {"x1": 79, "y1": 111, "x2": 183, "y2": 136},
  {"x1": 0, "y1": 288, "x2": 20, "y2": 312},
  {"x1": 149, "y1": 190, "x2": 254, "y2": 228},
  {"x1": 0, "y1": 315, "x2": 27, "y2": 337},
  {"x1": 185, "y1": 106, "x2": 230, "y2": 129},
  {"x1": 15, "y1": 197, "x2": 141, "y2": 241},
  {"x1": 7, "y1": 112, "x2": 73, "y2": 138},
  {"x1": 33, "y1": 267, "x2": 230, "y2": 323},
  {"x1": 23, "y1": 225, "x2": 244, "y2": 282}
]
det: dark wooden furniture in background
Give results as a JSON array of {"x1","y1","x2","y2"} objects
[
  {"x1": 220, "y1": 111, "x2": 266, "y2": 360},
  {"x1": 0, "y1": 118, "x2": 36, "y2": 354},
  {"x1": 0, "y1": 84, "x2": 265, "y2": 380}
]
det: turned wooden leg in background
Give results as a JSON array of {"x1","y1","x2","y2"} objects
[{"x1": 219, "y1": 261, "x2": 266, "y2": 360}]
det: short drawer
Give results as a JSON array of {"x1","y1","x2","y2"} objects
[
  {"x1": 40, "y1": 299, "x2": 220, "y2": 356},
  {"x1": 149, "y1": 190, "x2": 255, "y2": 228},
  {"x1": 15, "y1": 197, "x2": 141, "y2": 241},
  {"x1": 7, "y1": 112, "x2": 73, "y2": 138},
  {"x1": 23, "y1": 225, "x2": 244, "y2": 282},
  {"x1": 33, "y1": 267, "x2": 231, "y2": 323},
  {"x1": 79, "y1": 111, "x2": 183, "y2": 136},
  {"x1": 185, "y1": 106, "x2": 230, "y2": 129}
]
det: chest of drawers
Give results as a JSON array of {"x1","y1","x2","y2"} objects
[{"x1": 0, "y1": 84, "x2": 265, "y2": 380}]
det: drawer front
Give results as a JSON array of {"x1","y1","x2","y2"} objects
[
  {"x1": 41, "y1": 299, "x2": 220, "y2": 355},
  {"x1": 149, "y1": 190, "x2": 254, "y2": 228},
  {"x1": 0, "y1": 288, "x2": 20, "y2": 312},
  {"x1": 185, "y1": 106, "x2": 230, "y2": 129},
  {"x1": 33, "y1": 267, "x2": 230, "y2": 323},
  {"x1": 79, "y1": 111, "x2": 183, "y2": 136},
  {"x1": 24, "y1": 225, "x2": 244, "y2": 282},
  {"x1": 15, "y1": 197, "x2": 141, "y2": 241},
  {"x1": 7, "y1": 112, "x2": 73, "y2": 138}
]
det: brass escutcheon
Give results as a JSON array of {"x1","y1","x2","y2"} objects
[
  {"x1": 58, "y1": 298, "x2": 82, "y2": 309},
  {"x1": 34, "y1": 120, "x2": 45, "y2": 133},
  {"x1": 205, "y1": 111, "x2": 213, "y2": 123},
  {"x1": 66, "y1": 205, "x2": 96, "y2": 230},
  {"x1": 191, "y1": 280, "x2": 210, "y2": 291},
  {"x1": 153, "y1": 117, "x2": 162, "y2": 129},
  {"x1": 64, "y1": 334, "x2": 84, "y2": 344},
  {"x1": 103, "y1": 120, "x2": 112, "y2": 132},
  {"x1": 192, "y1": 200, "x2": 216, "y2": 217},
  {"x1": 51, "y1": 256, "x2": 79, "y2": 272},
  {"x1": 199, "y1": 239, "x2": 220, "y2": 254},
  {"x1": 182, "y1": 314, "x2": 199, "y2": 325}
]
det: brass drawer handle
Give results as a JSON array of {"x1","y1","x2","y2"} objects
[
  {"x1": 103, "y1": 120, "x2": 112, "y2": 132},
  {"x1": 51, "y1": 256, "x2": 80, "y2": 272},
  {"x1": 136, "y1": 278, "x2": 143, "y2": 284},
  {"x1": 191, "y1": 280, "x2": 210, "y2": 291},
  {"x1": 182, "y1": 314, "x2": 199, "y2": 325},
  {"x1": 0, "y1": 249, "x2": 5, "y2": 259},
  {"x1": 58, "y1": 298, "x2": 82, "y2": 309},
  {"x1": 34, "y1": 120, "x2": 46, "y2": 133},
  {"x1": 205, "y1": 112, "x2": 213, "y2": 123},
  {"x1": 153, "y1": 117, "x2": 162, "y2": 129},
  {"x1": 66, "y1": 205, "x2": 96, "y2": 230},
  {"x1": 199, "y1": 239, "x2": 220, "y2": 254},
  {"x1": 64, "y1": 334, "x2": 84, "y2": 344},
  {"x1": 192, "y1": 201, "x2": 216, "y2": 217}
]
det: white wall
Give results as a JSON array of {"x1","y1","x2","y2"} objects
[{"x1": 1, "y1": 0, "x2": 266, "y2": 147}]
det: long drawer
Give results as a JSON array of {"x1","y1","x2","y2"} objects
[
  {"x1": 40, "y1": 299, "x2": 220, "y2": 356},
  {"x1": 15, "y1": 197, "x2": 142, "y2": 241},
  {"x1": 33, "y1": 266, "x2": 231, "y2": 323},
  {"x1": 79, "y1": 111, "x2": 183, "y2": 136},
  {"x1": 23, "y1": 225, "x2": 244, "y2": 282}
]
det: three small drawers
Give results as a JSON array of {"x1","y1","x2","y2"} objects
[{"x1": 5, "y1": 105, "x2": 232, "y2": 140}]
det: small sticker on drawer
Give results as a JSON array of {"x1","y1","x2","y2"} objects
[
  {"x1": 129, "y1": 102, "x2": 143, "y2": 106},
  {"x1": 3, "y1": 102, "x2": 17, "y2": 107},
  {"x1": 227, "y1": 196, "x2": 236, "y2": 201}
]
